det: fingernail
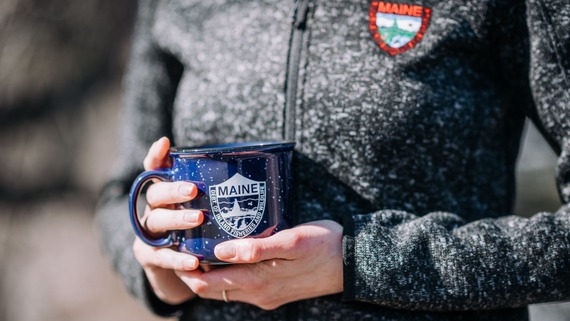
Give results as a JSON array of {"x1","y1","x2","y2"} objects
[
  {"x1": 184, "y1": 211, "x2": 200, "y2": 223},
  {"x1": 215, "y1": 243, "x2": 236, "y2": 259},
  {"x1": 180, "y1": 184, "x2": 195, "y2": 197},
  {"x1": 182, "y1": 258, "x2": 196, "y2": 269}
]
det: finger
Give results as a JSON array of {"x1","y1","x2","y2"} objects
[
  {"x1": 146, "y1": 181, "x2": 199, "y2": 207},
  {"x1": 177, "y1": 270, "x2": 246, "y2": 302},
  {"x1": 133, "y1": 238, "x2": 200, "y2": 271},
  {"x1": 144, "y1": 268, "x2": 196, "y2": 304},
  {"x1": 175, "y1": 268, "x2": 242, "y2": 296},
  {"x1": 150, "y1": 248, "x2": 200, "y2": 271},
  {"x1": 145, "y1": 208, "x2": 203, "y2": 233},
  {"x1": 176, "y1": 267, "x2": 281, "y2": 308},
  {"x1": 214, "y1": 231, "x2": 299, "y2": 263},
  {"x1": 144, "y1": 137, "x2": 171, "y2": 170}
]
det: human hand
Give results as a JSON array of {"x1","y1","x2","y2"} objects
[
  {"x1": 175, "y1": 220, "x2": 344, "y2": 310},
  {"x1": 132, "y1": 137, "x2": 202, "y2": 304}
]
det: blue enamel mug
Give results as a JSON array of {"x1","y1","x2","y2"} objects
[{"x1": 129, "y1": 141, "x2": 295, "y2": 264}]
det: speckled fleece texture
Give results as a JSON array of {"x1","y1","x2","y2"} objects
[{"x1": 96, "y1": 0, "x2": 570, "y2": 320}]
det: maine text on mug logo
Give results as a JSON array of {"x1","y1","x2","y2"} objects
[{"x1": 209, "y1": 173, "x2": 267, "y2": 238}]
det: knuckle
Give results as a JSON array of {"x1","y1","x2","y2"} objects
[
  {"x1": 249, "y1": 282, "x2": 263, "y2": 293},
  {"x1": 191, "y1": 281, "x2": 209, "y2": 295},
  {"x1": 170, "y1": 182, "x2": 187, "y2": 202},
  {"x1": 258, "y1": 299, "x2": 279, "y2": 311},
  {"x1": 245, "y1": 242, "x2": 263, "y2": 262},
  {"x1": 168, "y1": 182, "x2": 178, "y2": 196},
  {"x1": 288, "y1": 231, "x2": 304, "y2": 249},
  {"x1": 145, "y1": 212, "x2": 162, "y2": 232},
  {"x1": 175, "y1": 211, "x2": 193, "y2": 229},
  {"x1": 145, "y1": 185, "x2": 159, "y2": 205},
  {"x1": 247, "y1": 275, "x2": 265, "y2": 292},
  {"x1": 171, "y1": 256, "x2": 185, "y2": 270},
  {"x1": 155, "y1": 250, "x2": 176, "y2": 270},
  {"x1": 173, "y1": 261, "x2": 184, "y2": 270},
  {"x1": 167, "y1": 211, "x2": 183, "y2": 228}
]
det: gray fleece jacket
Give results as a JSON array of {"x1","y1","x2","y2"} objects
[{"x1": 97, "y1": 0, "x2": 570, "y2": 320}]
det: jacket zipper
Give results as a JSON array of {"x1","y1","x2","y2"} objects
[{"x1": 283, "y1": 0, "x2": 310, "y2": 141}]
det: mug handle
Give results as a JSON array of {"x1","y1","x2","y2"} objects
[{"x1": 129, "y1": 168, "x2": 175, "y2": 247}]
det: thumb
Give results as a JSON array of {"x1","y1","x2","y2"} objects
[
  {"x1": 143, "y1": 137, "x2": 171, "y2": 170},
  {"x1": 214, "y1": 231, "x2": 298, "y2": 263}
]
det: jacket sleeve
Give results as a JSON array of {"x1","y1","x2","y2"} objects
[
  {"x1": 95, "y1": 0, "x2": 185, "y2": 316},
  {"x1": 342, "y1": 0, "x2": 570, "y2": 311}
]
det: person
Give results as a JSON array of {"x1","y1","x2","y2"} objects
[{"x1": 96, "y1": 0, "x2": 570, "y2": 320}]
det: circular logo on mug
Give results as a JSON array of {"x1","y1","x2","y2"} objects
[{"x1": 209, "y1": 173, "x2": 266, "y2": 238}]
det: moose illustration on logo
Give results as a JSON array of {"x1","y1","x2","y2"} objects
[{"x1": 209, "y1": 173, "x2": 267, "y2": 238}]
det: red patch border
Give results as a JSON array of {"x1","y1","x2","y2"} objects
[{"x1": 369, "y1": 2, "x2": 432, "y2": 56}]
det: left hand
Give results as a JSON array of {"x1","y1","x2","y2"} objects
[{"x1": 175, "y1": 220, "x2": 344, "y2": 310}]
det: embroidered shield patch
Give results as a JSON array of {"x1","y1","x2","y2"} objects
[
  {"x1": 209, "y1": 173, "x2": 266, "y2": 238},
  {"x1": 369, "y1": 1, "x2": 431, "y2": 55}
]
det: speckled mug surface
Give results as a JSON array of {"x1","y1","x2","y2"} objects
[{"x1": 129, "y1": 141, "x2": 295, "y2": 264}]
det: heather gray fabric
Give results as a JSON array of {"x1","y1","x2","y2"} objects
[{"x1": 96, "y1": 0, "x2": 570, "y2": 320}]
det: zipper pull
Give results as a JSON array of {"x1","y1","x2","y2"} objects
[{"x1": 289, "y1": 0, "x2": 310, "y2": 28}]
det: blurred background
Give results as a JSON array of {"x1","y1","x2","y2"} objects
[{"x1": 0, "y1": 0, "x2": 568, "y2": 320}]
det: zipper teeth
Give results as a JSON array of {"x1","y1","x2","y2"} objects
[{"x1": 283, "y1": 0, "x2": 309, "y2": 142}]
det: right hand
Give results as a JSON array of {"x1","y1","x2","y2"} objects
[{"x1": 132, "y1": 137, "x2": 202, "y2": 305}]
